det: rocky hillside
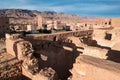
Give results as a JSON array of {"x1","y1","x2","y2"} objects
[
  {"x1": 0, "y1": 9, "x2": 108, "y2": 24},
  {"x1": 0, "y1": 9, "x2": 38, "y2": 18}
]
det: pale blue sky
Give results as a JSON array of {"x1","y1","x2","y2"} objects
[{"x1": 0, "y1": 0, "x2": 120, "y2": 17}]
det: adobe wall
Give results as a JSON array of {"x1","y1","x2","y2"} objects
[
  {"x1": 5, "y1": 33, "x2": 58, "y2": 80},
  {"x1": 83, "y1": 46, "x2": 108, "y2": 59},
  {"x1": 69, "y1": 55, "x2": 120, "y2": 80},
  {"x1": 93, "y1": 28, "x2": 120, "y2": 50},
  {"x1": 22, "y1": 30, "x2": 93, "y2": 79},
  {"x1": 5, "y1": 30, "x2": 120, "y2": 80},
  {"x1": 0, "y1": 53, "x2": 22, "y2": 80},
  {"x1": 23, "y1": 32, "x2": 111, "y2": 79},
  {"x1": 6, "y1": 34, "x2": 24, "y2": 57},
  {"x1": 23, "y1": 37, "x2": 81, "y2": 80},
  {"x1": 23, "y1": 30, "x2": 93, "y2": 53},
  {"x1": 25, "y1": 30, "x2": 93, "y2": 41},
  {"x1": 93, "y1": 29, "x2": 115, "y2": 48}
]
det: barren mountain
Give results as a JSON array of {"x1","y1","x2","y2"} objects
[{"x1": 0, "y1": 9, "x2": 108, "y2": 24}]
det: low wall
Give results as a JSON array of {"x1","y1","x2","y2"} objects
[
  {"x1": 70, "y1": 55, "x2": 120, "y2": 80},
  {"x1": 83, "y1": 46, "x2": 108, "y2": 59},
  {"x1": 23, "y1": 30, "x2": 93, "y2": 55},
  {"x1": 25, "y1": 30, "x2": 93, "y2": 41}
]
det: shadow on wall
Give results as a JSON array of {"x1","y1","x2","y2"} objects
[
  {"x1": 13, "y1": 40, "x2": 24, "y2": 58},
  {"x1": 82, "y1": 37, "x2": 120, "y2": 63},
  {"x1": 106, "y1": 50, "x2": 120, "y2": 63},
  {"x1": 25, "y1": 38, "x2": 83, "y2": 80}
]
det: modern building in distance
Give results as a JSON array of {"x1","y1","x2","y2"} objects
[
  {"x1": 76, "y1": 18, "x2": 111, "y2": 30},
  {"x1": 9, "y1": 16, "x2": 38, "y2": 32},
  {"x1": 53, "y1": 20, "x2": 66, "y2": 30},
  {"x1": 46, "y1": 20, "x2": 54, "y2": 30},
  {"x1": 9, "y1": 23, "x2": 38, "y2": 32},
  {"x1": 46, "y1": 20, "x2": 66, "y2": 30},
  {"x1": 0, "y1": 17, "x2": 10, "y2": 38}
]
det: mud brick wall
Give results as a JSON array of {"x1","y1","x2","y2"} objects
[
  {"x1": 25, "y1": 30, "x2": 93, "y2": 41},
  {"x1": 70, "y1": 55, "x2": 120, "y2": 80},
  {"x1": 0, "y1": 53, "x2": 22, "y2": 80}
]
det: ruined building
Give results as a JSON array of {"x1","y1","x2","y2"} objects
[{"x1": 0, "y1": 28, "x2": 120, "y2": 80}]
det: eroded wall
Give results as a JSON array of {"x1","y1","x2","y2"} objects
[
  {"x1": 0, "y1": 53, "x2": 22, "y2": 80},
  {"x1": 4, "y1": 29, "x2": 120, "y2": 80},
  {"x1": 69, "y1": 55, "x2": 120, "y2": 80}
]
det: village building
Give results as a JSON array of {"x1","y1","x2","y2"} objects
[{"x1": 37, "y1": 15, "x2": 43, "y2": 29}]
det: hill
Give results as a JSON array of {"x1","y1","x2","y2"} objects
[{"x1": 0, "y1": 9, "x2": 108, "y2": 24}]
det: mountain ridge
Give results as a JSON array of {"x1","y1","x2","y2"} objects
[{"x1": 0, "y1": 9, "x2": 109, "y2": 24}]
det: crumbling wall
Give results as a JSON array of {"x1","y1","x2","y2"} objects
[
  {"x1": 69, "y1": 55, "x2": 120, "y2": 80},
  {"x1": 18, "y1": 41, "x2": 58, "y2": 80},
  {"x1": 67, "y1": 37, "x2": 108, "y2": 59},
  {"x1": 93, "y1": 29, "x2": 120, "y2": 49},
  {"x1": 83, "y1": 46, "x2": 108, "y2": 59},
  {"x1": 17, "y1": 41, "x2": 39, "y2": 75},
  {"x1": 4, "y1": 29, "x2": 120, "y2": 80},
  {"x1": 92, "y1": 29, "x2": 120, "y2": 63},
  {"x1": 6, "y1": 34, "x2": 24, "y2": 57},
  {"x1": 93, "y1": 29, "x2": 112, "y2": 47},
  {"x1": 0, "y1": 53, "x2": 22, "y2": 80},
  {"x1": 25, "y1": 38, "x2": 81, "y2": 80},
  {"x1": 5, "y1": 33, "x2": 58, "y2": 80},
  {"x1": 24, "y1": 34, "x2": 113, "y2": 79},
  {"x1": 25, "y1": 30, "x2": 93, "y2": 41}
]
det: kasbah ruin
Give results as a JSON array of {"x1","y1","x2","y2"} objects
[{"x1": 0, "y1": 9, "x2": 120, "y2": 80}]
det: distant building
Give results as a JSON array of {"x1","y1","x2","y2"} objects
[
  {"x1": 53, "y1": 20, "x2": 66, "y2": 30},
  {"x1": 8, "y1": 17, "x2": 38, "y2": 32},
  {"x1": 76, "y1": 23, "x2": 86, "y2": 29},
  {"x1": 46, "y1": 20, "x2": 66, "y2": 30},
  {"x1": 46, "y1": 20, "x2": 54, "y2": 30},
  {"x1": 66, "y1": 23, "x2": 76, "y2": 31},
  {"x1": 37, "y1": 15, "x2": 43, "y2": 29},
  {"x1": 0, "y1": 17, "x2": 10, "y2": 38},
  {"x1": 9, "y1": 23, "x2": 37, "y2": 32},
  {"x1": 27, "y1": 25, "x2": 32, "y2": 31}
]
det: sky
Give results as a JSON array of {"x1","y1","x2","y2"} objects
[{"x1": 0, "y1": 0, "x2": 120, "y2": 18}]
